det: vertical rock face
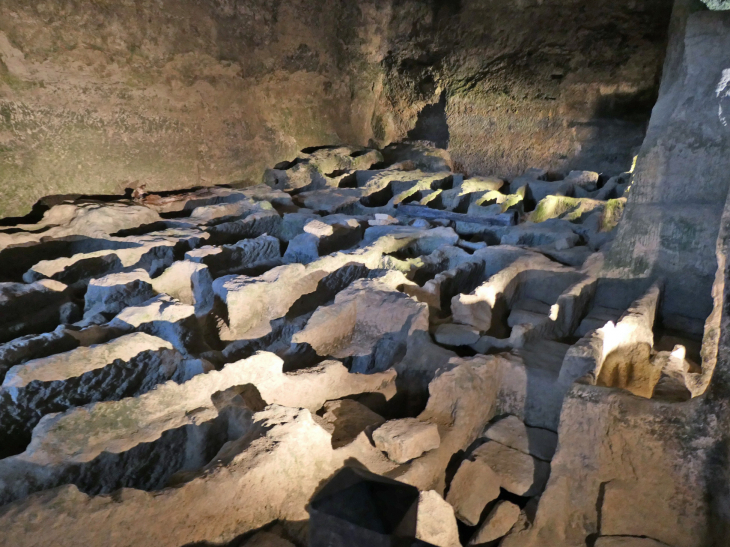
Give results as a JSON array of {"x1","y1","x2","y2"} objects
[
  {"x1": 378, "y1": 0, "x2": 672, "y2": 179},
  {"x1": 0, "y1": 0, "x2": 672, "y2": 218},
  {"x1": 0, "y1": 1, "x2": 386, "y2": 218},
  {"x1": 605, "y1": 2, "x2": 730, "y2": 332}
]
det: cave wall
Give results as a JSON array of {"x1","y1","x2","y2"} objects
[
  {"x1": 0, "y1": 0, "x2": 673, "y2": 218},
  {"x1": 605, "y1": 0, "x2": 730, "y2": 332},
  {"x1": 0, "y1": 0, "x2": 387, "y2": 218},
  {"x1": 376, "y1": 0, "x2": 673, "y2": 178}
]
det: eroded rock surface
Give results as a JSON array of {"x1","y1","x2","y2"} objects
[{"x1": 0, "y1": 132, "x2": 725, "y2": 547}]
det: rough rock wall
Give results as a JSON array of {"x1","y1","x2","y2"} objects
[
  {"x1": 0, "y1": 0, "x2": 386, "y2": 218},
  {"x1": 0, "y1": 0, "x2": 672, "y2": 219},
  {"x1": 375, "y1": 0, "x2": 672, "y2": 180},
  {"x1": 605, "y1": 0, "x2": 730, "y2": 332}
]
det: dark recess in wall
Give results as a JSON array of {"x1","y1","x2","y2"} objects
[
  {"x1": 378, "y1": 0, "x2": 673, "y2": 178},
  {"x1": 407, "y1": 91, "x2": 450, "y2": 149}
]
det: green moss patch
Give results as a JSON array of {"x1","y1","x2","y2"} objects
[
  {"x1": 600, "y1": 198, "x2": 627, "y2": 232},
  {"x1": 531, "y1": 195, "x2": 606, "y2": 224}
]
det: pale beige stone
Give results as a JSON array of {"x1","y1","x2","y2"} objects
[
  {"x1": 446, "y1": 457, "x2": 501, "y2": 526},
  {"x1": 372, "y1": 418, "x2": 440, "y2": 463},
  {"x1": 472, "y1": 441, "x2": 550, "y2": 497},
  {"x1": 469, "y1": 500, "x2": 520, "y2": 544},
  {"x1": 416, "y1": 490, "x2": 461, "y2": 547},
  {"x1": 483, "y1": 415, "x2": 558, "y2": 461},
  {"x1": 303, "y1": 219, "x2": 335, "y2": 237}
]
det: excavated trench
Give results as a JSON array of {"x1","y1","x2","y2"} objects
[
  {"x1": 3, "y1": 1, "x2": 730, "y2": 545},
  {"x1": 0, "y1": 136, "x2": 721, "y2": 547}
]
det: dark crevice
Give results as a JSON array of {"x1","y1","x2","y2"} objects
[
  {"x1": 359, "y1": 183, "x2": 394, "y2": 208},
  {"x1": 273, "y1": 157, "x2": 308, "y2": 170},
  {"x1": 110, "y1": 222, "x2": 175, "y2": 238},
  {"x1": 406, "y1": 90, "x2": 450, "y2": 149},
  {"x1": 300, "y1": 144, "x2": 339, "y2": 154},
  {"x1": 336, "y1": 172, "x2": 358, "y2": 188}
]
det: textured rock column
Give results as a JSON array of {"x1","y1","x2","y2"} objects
[{"x1": 604, "y1": 1, "x2": 730, "y2": 333}]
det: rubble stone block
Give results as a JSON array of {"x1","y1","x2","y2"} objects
[
  {"x1": 483, "y1": 415, "x2": 558, "y2": 461},
  {"x1": 372, "y1": 418, "x2": 440, "y2": 463},
  {"x1": 469, "y1": 500, "x2": 520, "y2": 545},
  {"x1": 415, "y1": 490, "x2": 461, "y2": 547},
  {"x1": 446, "y1": 457, "x2": 501, "y2": 526},
  {"x1": 471, "y1": 441, "x2": 550, "y2": 497}
]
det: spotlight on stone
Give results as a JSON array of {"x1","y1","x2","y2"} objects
[{"x1": 308, "y1": 466, "x2": 433, "y2": 547}]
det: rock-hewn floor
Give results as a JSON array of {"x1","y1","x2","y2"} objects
[{"x1": 0, "y1": 144, "x2": 704, "y2": 547}]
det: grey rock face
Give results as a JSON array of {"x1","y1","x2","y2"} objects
[
  {"x1": 186, "y1": 235, "x2": 281, "y2": 277},
  {"x1": 605, "y1": 7, "x2": 730, "y2": 332},
  {"x1": 0, "y1": 353, "x2": 394, "y2": 506},
  {"x1": 0, "y1": 281, "x2": 72, "y2": 343},
  {"x1": 84, "y1": 270, "x2": 157, "y2": 317},
  {"x1": 0, "y1": 329, "x2": 80, "y2": 383},
  {"x1": 0, "y1": 333, "x2": 186, "y2": 459},
  {"x1": 291, "y1": 272, "x2": 428, "y2": 374},
  {"x1": 109, "y1": 295, "x2": 210, "y2": 355},
  {"x1": 283, "y1": 220, "x2": 362, "y2": 265},
  {"x1": 205, "y1": 210, "x2": 283, "y2": 246},
  {"x1": 150, "y1": 261, "x2": 215, "y2": 317},
  {"x1": 22, "y1": 230, "x2": 205, "y2": 287}
]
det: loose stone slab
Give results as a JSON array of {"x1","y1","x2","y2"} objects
[
  {"x1": 319, "y1": 399, "x2": 385, "y2": 448},
  {"x1": 472, "y1": 441, "x2": 550, "y2": 497},
  {"x1": 483, "y1": 415, "x2": 558, "y2": 461},
  {"x1": 446, "y1": 457, "x2": 501, "y2": 526},
  {"x1": 469, "y1": 500, "x2": 521, "y2": 545},
  {"x1": 415, "y1": 490, "x2": 461, "y2": 547},
  {"x1": 434, "y1": 323, "x2": 481, "y2": 346},
  {"x1": 304, "y1": 219, "x2": 335, "y2": 237},
  {"x1": 372, "y1": 418, "x2": 440, "y2": 463}
]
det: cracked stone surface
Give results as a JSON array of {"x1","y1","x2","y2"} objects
[{"x1": 0, "y1": 130, "x2": 727, "y2": 547}]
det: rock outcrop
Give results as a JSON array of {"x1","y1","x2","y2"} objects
[
  {"x1": 0, "y1": 22, "x2": 729, "y2": 542},
  {"x1": 0, "y1": 0, "x2": 672, "y2": 218}
]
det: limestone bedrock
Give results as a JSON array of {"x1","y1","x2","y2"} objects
[{"x1": 0, "y1": 0, "x2": 671, "y2": 217}]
